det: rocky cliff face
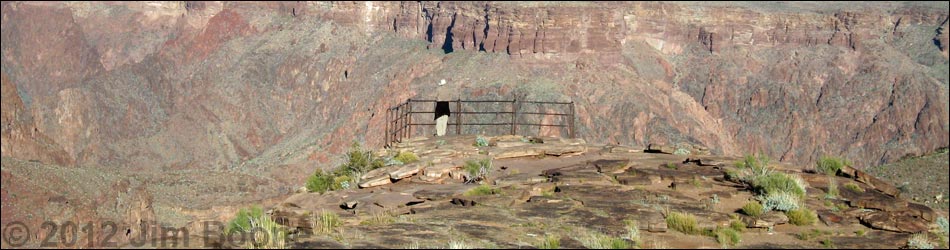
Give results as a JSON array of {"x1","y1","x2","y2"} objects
[{"x1": 1, "y1": 1, "x2": 948, "y2": 229}]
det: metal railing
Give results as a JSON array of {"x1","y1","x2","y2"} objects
[{"x1": 385, "y1": 98, "x2": 575, "y2": 147}]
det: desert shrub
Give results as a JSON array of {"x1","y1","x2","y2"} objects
[
  {"x1": 227, "y1": 206, "x2": 265, "y2": 235},
  {"x1": 312, "y1": 210, "x2": 341, "y2": 235},
  {"x1": 787, "y1": 208, "x2": 817, "y2": 226},
  {"x1": 752, "y1": 172, "x2": 807, "y2": 198},
  {"x1": 666, "y1": 211, "x2": 700, "y2": 235},
  {"x1": 248, "y1": 213, "x2": 287, "y2": 249},
  {"x1": 338, "y1": 142, "x2": 385, "y2": 177},
  {"x1": 742, "y1": 201, "x2": 765, "y2": 218},
  {"x1": 730, "y1": 218, "x2": 747, "y2": 232},
  {"x1": 536, "y1": 234, "x2": 561, "y2": 249},
  {"x1": 673, "y1": 148, "x2": 690, "y2": 155},
  {"x1": 447, "y1": 240, "x2": 475, "y2": 249},
  {"x1": 844, "y1": 182, "x2": 865, "y2": 193},
  {"x1": 715, "y1": 227, "x2": 741, "y2": 247},
  {"x1": 394, "y1": 151, "x2": 419, "y2": 164},
  {"x1": 464, "y1": 184, "x2": 497, "y2": 196},
  {"x1": 816, "y1": 156, "x2": 851, "y2": 176},
  {"x1": 474, "y1": 135, "x2": 489, "y2": 147},
  {"x1": 827, "y1": 177, "x2": 839, "y2": 198},
  {"x1": 360, "y1": 211, "x2": 396, "y2": 226},
  {"x1": 907, "y1": 233, "x2": 935, "y2": 249},
  {"x1": 761, "y1": 191, "x2": 802, "y2": 212},
  {"x1": 623, "y1": 219, "x2": 640, "y2": 244},
  {"x1": 821, "y1": 238, "x2": 835, "y2": 249},
  {"x1": 306, "y1": 170, "x2": 335, "y2": 194},
  {"x1": 735, "y1": 155, "x2": 773, "y2": 180},
  {"x1": 463, "y1": 158, "x2": 493, "y2": 184},
  {"x1": 578, "y1": 231, "x2": 628, "y2": 249},
  {"x1": 938, "y1": 217, "x2": 949, "y2": 239}
]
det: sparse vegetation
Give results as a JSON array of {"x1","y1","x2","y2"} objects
[
  {"x1": 938, "y1": 217, "x2": 949, "y2": 241},
  {"x1": 463, "y1": 158, "x2": 493, "y2": 184},
  {"x1": 816, "y1": 156, "x2": 851, "y2": 176},
  {"x1": 225, "y1": 206, "x2": 287, "y2": 249},
  {"x1": 715, "y1": 227, "x2": 741, "y2": 247},
  {"x1": 448, "y1": 240, "x2": 476, "y2": 249},
  {"x1": 394, "y1": 151, "x2": 419, "y2": 164},
  {"x1": 854, "y1": 229, "x2": 866, "y2": 237},
  {"x1": 360, "y1": 211, "x2": 396, "y2": 226},
  {"x1": 313, "y1": 210, "x2": 341, "y2": 235},
  {"x1": 761, "y1": 191, "x2": 802, "y2": 212},
  {"x1": 474, "y1": 135, "x2": 489, "y2": 147},
  {"x1": 827, "y1": 176, "x2": 839, "y2": 198},
  {"x1": 623, "y1": 219, "x2": 641, "y2": 245},
  {"x1": 729, "y1": 217, "x2": 747, "y2": 232},
  {"x1": 787, "y1": 208, "x2": 818, "y2": 226},
  {"x1": 742, "y1": 201, "x2": 764, "y2": 218},
  {"x1": 821, "y1": 238, "x2": 836, "y2": 249},
  {"x1": 536, "y1": 234, "x2": 561, "y2": 249},
  {"x1": 797, "y1": 229, "x2": 832, "y2": 241},
  {"x1": 666, "y1": 211, "x2": 700, "y2": 235},
  {"x1": 464, "y1": 184, "x2": 498, "y2": 196},
  {"x1": 226, "y1": 206, "x2": 265, "y2": 235},
  {"x1": 843, "y1": 182, "x2": 865, "y2": 193},
  {"x1": 337, "y1": 142, "x2": 386, "y2": 178},
  {"x1": 665, "y1": 162, "x2": 678, "y2": 169},
  {"x1": 306, "y1": 170, "x2": 335, "y2": 194},
  {"x1": 752, "y1": 172, "x2": 807, "y2": 198},
  {"x1": 734, "y1": 154, "x2": 773, "y2": 182},
  {"x1": 907, "y1": 233, "x2": 935, "y2": 249},
  {"x1": 578, "y1": 230, "x2": 629, "y2": 249}
]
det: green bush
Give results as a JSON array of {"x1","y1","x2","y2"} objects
[
  {"x1": 730, "y1": 218, "x2": 747, "y2": 232},
  {"x1": 474, "y1": 135, "x2": 489, "y2": 147},
  {"x1": 715, "y1": 227, "x2": 741, "y2": 247},
  {"x1": 761, "y1": 191, "x2": 802, "y2": 212},
  {"x1": 827, "y1": 177, "x2": 839, "y2": 198},
  {"x1": 735, "y1": 155, "x2": 771, "y2": 174},
  {"x1": 816, "y1": 156, "x2": 851, "y2": 176},
  {"x1": 752, "y1": 172, "x2": 807, "y2": 198},
  {"x1": 463, "y1": 158, "x2": 493, "y2": 184},
  {"x1": 394, "y1": 151, "x2": 419, "y2": 164},
  {"x1": 248, "y1": 213, "x2": 287, "y2": 249},
  {"x1": 226, "y1": 206, "x2": 264, "y2": 235},
  {"x1": 742, "y1": 201, "x2": 764, "y2": 218},
  {"x1": 787, "y1": 208, "x2": 817, "y2": 226},
  {"x1": 666, "y1": 211, "x2": 700, "y2": 235},
  {"x1": 306, "y1": 170, "x2": 334, "y2": 194},
  {"x1": 338, "y1": 142, "x2": 385, "y2": 177}
]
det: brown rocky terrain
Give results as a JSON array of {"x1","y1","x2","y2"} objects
[{"x1": 1, "y1": 1, "x2": 948, "y2": 248}]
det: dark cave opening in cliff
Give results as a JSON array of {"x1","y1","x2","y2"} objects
[{"x1": 442, "y1": 14, "x2": 458, "y2": 54}]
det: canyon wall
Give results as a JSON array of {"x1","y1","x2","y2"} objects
[{"x1": 1, "y1": 1, "x2": 947, "y2": 211}]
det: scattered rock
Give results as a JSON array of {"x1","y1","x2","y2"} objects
[
  {"x1": 817, "y1": 210, "x2": 845, "y2": 226},
  {"x1": 743, "y1": 212, "x2": 788, "y2": 228},
  {"x1": 342, "y1": 200, "x2": 359, "y2": 209},
  {"x1": 451, "y1": 197, "x2": 477, "y2": 207},
  {"x1": 389, "y1": 163, "x2": 423, "y2": 180}
]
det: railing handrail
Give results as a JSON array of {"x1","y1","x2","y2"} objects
[{"x1": 385, "y1": 98, "x2": 575, "y2": 147}]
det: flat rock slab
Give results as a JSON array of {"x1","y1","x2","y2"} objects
[
  {"x1": 412, "y1": 184, "x2": 470, "y2": 200},
  {"x1": 593, "y1": 159, "x2": 631, "y2": 173},
  {"x1": 359, "y1": 174, "x2": 393, "y2": 188},
  {"x1": 541, "y1": 145, "x2": 587, "y2": 156},
  {"x1": 389, "y1": 163, "x2": 423, "y2": 180},
  {"x1": 422, "y1": 162, "x2": 460, "y2": 178},
  {"x1": 860, "y1": 211, "x2": 929, "y2": 233},
  {"x1": 491, "y1": 146, "x2": 544, "y2": 159},
  {"x1": 368, "y1": 191, "x2": 425, "y2": 209},
  {"x1": 493, "y1": 173, "x2": 549, "y2": 186}
]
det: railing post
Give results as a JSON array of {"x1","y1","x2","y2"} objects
[
  {"x1": 511, "y1": 99, "x2": 518, "y2": 136},
  {"x1": 569, "y1": 101, "x2": 575, "y2": 138},
  {"x1": 407, "y1": 99, "x2": 413, "y2": 140},
  {"x1": 385, "y1": 107, "x2": 390, "y2": 148},
  {"x1": 456, "y1": 99, "x2": 462, "y2": 135}
]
